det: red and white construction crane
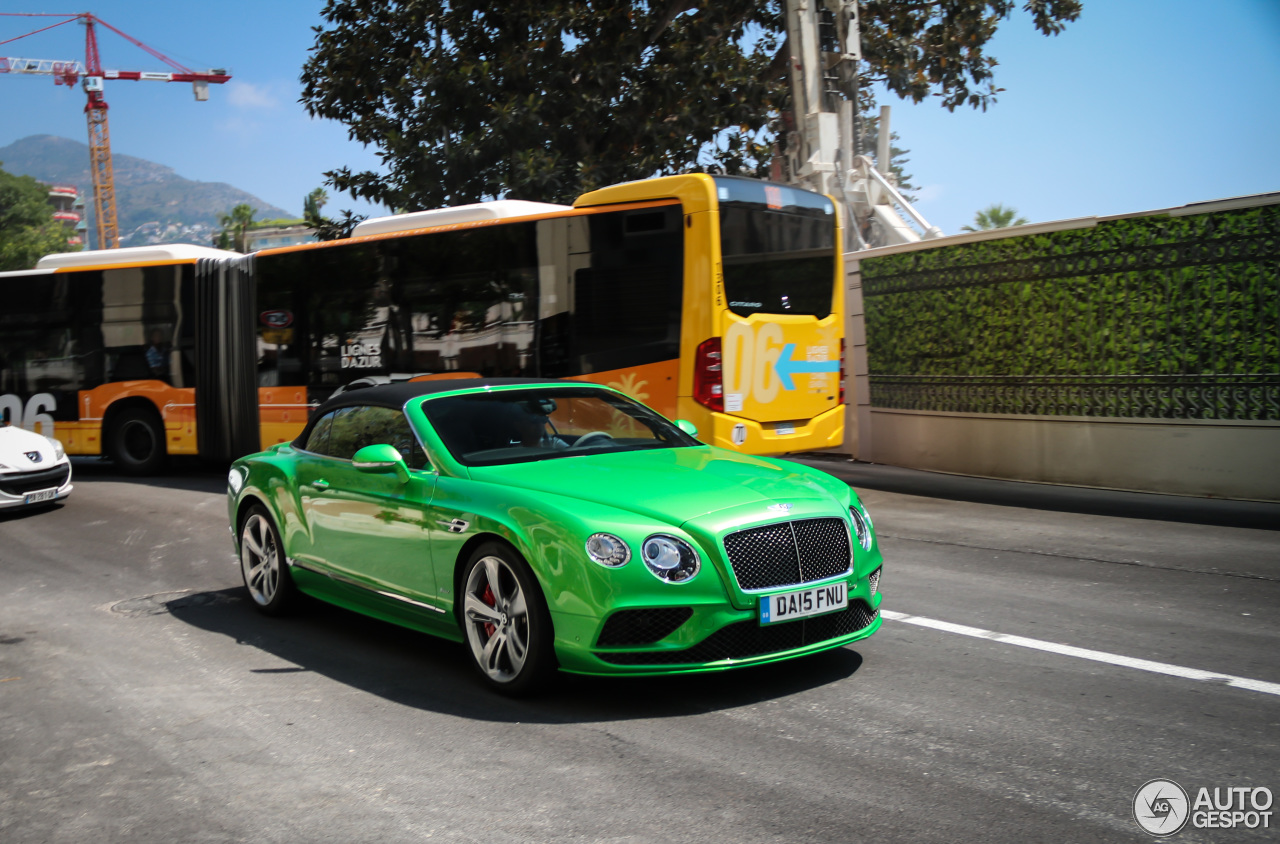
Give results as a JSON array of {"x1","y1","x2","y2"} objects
[{"x1": 0, "y1": 12, "x2": 229, "y2": 249}]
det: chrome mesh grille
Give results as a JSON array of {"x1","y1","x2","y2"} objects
[
  {"x1": 722, "y1": 517, "x2": 851, "y2": 591},
  {"x1": 792, "y1": 519, "x2": 854, "y2": 581}
]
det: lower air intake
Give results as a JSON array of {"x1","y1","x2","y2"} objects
[
  {"x1": 596, "y1": 607, "x2": 693, "y2": 647},
  {"x1": 0, "y1": 465, "x2": 70, "y2": 496},
  {"x1": 596, "y1": 601, "x2": 878, "y2": 666}
]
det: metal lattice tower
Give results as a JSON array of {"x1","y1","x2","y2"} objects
[{"x1": 0, "y1": 12, "x2": 230, "y2": 249}]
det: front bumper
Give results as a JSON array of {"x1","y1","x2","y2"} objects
[
  {"x1": 702, "y1": 402, "x2": 845, "y2": 455},
  {"x1": 0, "y1": 462, "x2": 73, "y2": 510},
  {"x1": 551, "y1": 566, "x2": 882, "y2": 676}
]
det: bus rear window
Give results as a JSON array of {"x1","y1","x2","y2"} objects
[{"x1": 715, "y1": 177, "x2": 836, "y2": 319}]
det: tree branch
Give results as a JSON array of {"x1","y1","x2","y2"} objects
[{"x1": 646, "y1": 0, "x2": 697, "y2": 47}]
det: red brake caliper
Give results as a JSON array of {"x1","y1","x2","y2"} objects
[{"x1": 481, "y1": 584, "x2": 497, "y2": 638}]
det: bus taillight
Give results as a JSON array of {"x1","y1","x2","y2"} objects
[
  {"x1": 694, "y1": 338, "x2": 724, "y2": 411},
  {"x1": 839, "y1": 338, "x2": 846, "y2": 405}
]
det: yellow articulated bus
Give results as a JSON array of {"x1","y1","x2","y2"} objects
[{"x1": 0, "y1": 174, "x2": 844, "y2": 472}]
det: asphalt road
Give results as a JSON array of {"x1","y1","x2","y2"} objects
[{"x1": 2, "y1": 457, "x2": 1277, "y2": 843}]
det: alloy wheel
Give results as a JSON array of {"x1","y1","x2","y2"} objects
[
  {"x1": 463, "y1": 555, "x2": 531, "y2": 683},
  {"x1": 241, "y1": 513, "x2": 281, "y2": 606}
]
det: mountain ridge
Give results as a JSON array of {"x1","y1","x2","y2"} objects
[{"x1": 0, "y1": 134, "x2": 294, "y2": 247}]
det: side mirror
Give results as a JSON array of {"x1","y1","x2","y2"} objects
[
  {"x1": 674, "y1": 419, "x2": 698, "y2": 438},
  {"x1": 352, "y1": 443, "x2": 410, "y2": 483}
]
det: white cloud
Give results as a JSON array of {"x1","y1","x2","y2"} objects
[
  {"x1": 226, "y1": 81, "x2": 280, "y2": 110},
  {"x1": 913, "y1": 184, "x2": 945, "y2": 204}
]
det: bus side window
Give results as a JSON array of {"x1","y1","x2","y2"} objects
[{"x1": 570, "y1": 206, "x2": 683, "y2": 374}]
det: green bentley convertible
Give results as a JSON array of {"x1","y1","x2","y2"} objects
[{"x1": 227, "y1": 379, "x2": 883, "y2": 693}]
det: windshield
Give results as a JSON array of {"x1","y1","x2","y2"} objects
[
  {"x1": 715, "y1": 177, "x2": 836, "y2": 318},
  {"x1": 419, "y1": 388, "x2": 701, "y2": 466}
]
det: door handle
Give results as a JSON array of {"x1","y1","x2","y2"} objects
[{"x1": 311, "y1": 479, "x2": 330, "y2": 490}]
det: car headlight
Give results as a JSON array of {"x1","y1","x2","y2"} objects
[
  {"x1": 640, "y1": 535, "x2": 699, "y2": 583},
  {"x1": 227, "y1": 466, "x2": 245, "y2": 494},
  {"x1": 585, "y1": 533, "x2": 630, "y2": 567},
  {"x1": 45, "y1": 437, "x2": 66, "y2": 460},
  {"x1": 849, "y1": 505, "x2": 873, "y2": 551}
]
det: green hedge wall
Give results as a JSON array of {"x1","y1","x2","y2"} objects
[{"x1": 861, "y1": 203, "x2": 1280, "y2": 420}]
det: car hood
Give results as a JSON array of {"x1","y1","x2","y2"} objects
[
  {"x1": 0, "y1": 426, "x2": 63, "y2": 472},
  {"x1": 467, "y1": 447, "x2": 842, "y2": 526}
]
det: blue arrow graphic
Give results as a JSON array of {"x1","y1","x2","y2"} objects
[{"x1": 774, "y1": 343, "x2": 840, "y2": 390}]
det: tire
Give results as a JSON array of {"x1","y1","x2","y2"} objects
[
  {"x1": 459, "y1": 542, "x2": 556, "y2": 695},
  {"x1": 239, "y1": 505, "x2": 296, "y2": 616},
  {"x1": 108, "y1": 407, "x2": 166, "y2": 475}
]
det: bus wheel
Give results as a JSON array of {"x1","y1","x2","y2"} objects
[{"x1": 109, "y1": 407, "x2": 167, "y2": 475}]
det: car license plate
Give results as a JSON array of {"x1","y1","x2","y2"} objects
[
  {"x1": 775, "y1": 422, "x2": 796, "y2": 436},
  {"x1": 23, "y1": 488, "x2": 57, "y2": 505},
  {"x1": 760, "y1": 581, "x2": 847, "y2": 625}
]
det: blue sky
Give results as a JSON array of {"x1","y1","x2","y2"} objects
[{"x1": 2, "y1": 1, "x2": 1278, "y2": 234}]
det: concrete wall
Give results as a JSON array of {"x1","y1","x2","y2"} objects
[
  {"x1": 838, "y1": 203, "x2": 1280, "y2": 502},
  {"x1": 852, "y1": 407, "x2": 1280, "y2": 501}
]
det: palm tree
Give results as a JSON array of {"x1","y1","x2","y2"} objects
[
  {"x1": 961, "y1": 204, "x2": 1029, "y2": 232},
  {"x1": 218, "y1": 204, "x2": 257, "y2": 252},
  {"x1": 303, "y1": 188, "x2": 329, "y2": 224}
]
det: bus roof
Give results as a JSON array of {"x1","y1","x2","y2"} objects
[
  {"x1": 351, "y1": 200, "x2": 573, "y2": 238},
  {"x1": 0, "y1": 267, "x2": 57, "y2": 279},
  {"x1": 36, "y1": 244, "x2": 241, "y2": 270}
]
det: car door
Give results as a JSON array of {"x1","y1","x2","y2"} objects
[
  {"x1": 298, "y1": 404, "x2": 438, "y2": 603},
  {"x1": 291, "y1": 409, "x2": 340, "y2": 569}
]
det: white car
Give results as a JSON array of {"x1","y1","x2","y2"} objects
[{"x1": 0, "y1": 423, "x2": 73, "y2": 510}]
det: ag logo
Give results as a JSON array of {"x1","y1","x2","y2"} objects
[{"x1": 1134, "y1": 779, "x2": 1190, "y2": 836}]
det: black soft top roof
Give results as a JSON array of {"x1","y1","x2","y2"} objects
[{"x1": 292, "y1": 377, "x2": 594, "y2": 447}]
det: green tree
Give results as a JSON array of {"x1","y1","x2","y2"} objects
[
  {"x1": 301, "y1": 1, "x2": 1080, "y2": 209},
  {"x1": 217, "y1": 203, "x2": 257, "y2": 252},
  {"x1": 307, "y1": 208, "x2": 366, "y2": 242},
  {"x1": 301, "y1": 186, "x2": 365, "y2": 241},
  {"x1": 0, "y1": 165, "x2": 76, "y2": 271},
  {"x1": 961, "y1": 203, "x2": 1030, "y2": 231},
  {"x1": 859, "y1": 0, "x2": 1081, "y2": 111},
  {"x1": 303, "y1": 187, "x2": 329, "y2": 225}
]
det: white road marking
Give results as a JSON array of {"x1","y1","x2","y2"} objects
[{"x1": 881, "y1": 609, "x2": 1280, "y2": 698}]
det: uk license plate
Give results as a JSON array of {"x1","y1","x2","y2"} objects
[
  {"x1": 760, "y1": 581, "x2": 847, "y2": 625},
  {"x1": 23, "y1": 488, "x2": 57, "y2": 505}
]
